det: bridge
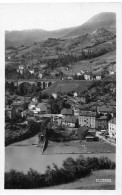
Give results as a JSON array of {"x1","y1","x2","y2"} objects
[{"x1": 5, "y1": 79, "x2": 57, "y2": 89}]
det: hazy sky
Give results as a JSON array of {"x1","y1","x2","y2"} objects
[{"x1": 0, "y1": 3, "x2": 118, "y2": 31}]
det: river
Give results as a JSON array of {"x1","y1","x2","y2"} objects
[{"x1": 5, "y1": 135, "x2": 115, "y2": 173}]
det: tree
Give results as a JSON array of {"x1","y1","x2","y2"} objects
[{"x1": 75, "y1": 119, "x2": 79, "y2": 128}]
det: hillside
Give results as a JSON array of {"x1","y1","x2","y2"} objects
[
  {"x1": 5, "y1": 12, "x2": 116, "y2": 84},
  {"x1": 5, "y1": 12, "x2": 116, "y2": 47},
  {"x1": 65, "y1": 12, "x2": 116, "y2": 38},
  {"x1": 43, "y1": 80, "x2": 92, "y2": 94}
]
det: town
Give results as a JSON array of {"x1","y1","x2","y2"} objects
[{"x1": 5, "y1": 64, "x2": 116, "y2": 146}]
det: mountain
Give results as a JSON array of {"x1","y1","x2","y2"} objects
[
  {"x1": 5, "y1": 27, "x2": 76, "y2": 46},
  {"x1": 65, "y1": 12, "x2": 116, "y2": 38},
  {"x1": 5, "y1": 12, "x2": 116, "y2": 47}
]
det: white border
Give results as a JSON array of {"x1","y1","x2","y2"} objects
[{"x1": 0, "y1": 1, "x2": 122, "y2": 195}]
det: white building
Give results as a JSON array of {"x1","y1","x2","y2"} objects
[
  {"x1": 74, "y1": 92, "x2": 78, "y2": 98},
  {"x1": 78, "y1": 111, "x2": 96, "y2": 129},
  {"x1": 108, "y1": 118, "x2": 116, "y2": 139},
  {"x1": 38, "y1": 72, "x2": 43, "y2": 79},
  {"x1": 84, "y1": 72, "x2": 93, "y2": 80},
  {"x1": 96, "y1": 75, "x2": 101, "y2": 80},
  {"x1": 29, "y1": 69, "x2": 34, "y2": 74}
]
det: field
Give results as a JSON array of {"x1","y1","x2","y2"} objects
[{"x1": 46, "y1": 169, "x2": 115, "y2": 189}]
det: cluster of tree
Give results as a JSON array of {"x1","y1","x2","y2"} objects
[
  {"x1": 85, "y1": 80, "x2": 116, "y2": 101},
  {"x1": 48, "y1": 95, "x2": 71, "y2": 114},
  {"x1": 5, "y1": 156, "x2": 115, "y2": 189}
]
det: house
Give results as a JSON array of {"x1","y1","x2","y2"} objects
[
  {"x1": 16, "y1": 65, "x2": 24, "y2": 74},
  {"x1": 84, "y1": 72, "x2": 93, "y2": 80},
  {"x1": 109, "y1": 70, "x2": 115, "y2": 75},
  {"x1": 90, "y1": 105, "x2": 97, "y2": 112},
  {"x1": 61, "y1": 108, "x2": 74, "y2": 116},
  {"x1": 62, "y1": 116, "x2": 77, "y2": 127},
  {"x1": 80, "y1": 70, "x2": 85, "y2": 74},
  {"x1": 32, "y1": 97, "x2": 38, "y2": 103},
  {"x1": 79, "y1": 95, "x2": 86, "y2": 103},
  {"x1": 28, "y1": 69, "x2": 34, "y2": 74},
  {"x1": 97, "y1": 105, "x2": 114, "y2": 116},
  {"x1": 53, "y1": 114, "x2": 64, "y2": 126},
  {"x1": 96, "y1": 116, "x2": 108, "y2": 130},
  {"x1": 95, "y1": 74, "x2": 102, "y2": 80},
  {"x1": 73, "y1": 107, "x2": 80, "y2": 116},
  {"x1": 76, "y1": 72, "x2": 81, "y2": 76},
  {"x1": 36, "y1": 103, "x2": 50, "y2": 114},
  {"x1": 78, "y1": 111, "x2": 96, "y2": 129},
  {"x1": 38, "y1": 72, "x2": 43, "y2": 79},
  {"x1": 28, "y1": 102, "x2": 38, "y2": 110},
  {"x1": 108, "y1": 118, "x2": 116, "y2": 140},
  {"x1": 67, "y1": 76, "x2": 73, "y2": 80},
  {"x1": 5, "y1": 107, "x2": 12, "y2": 119},
  {"x1": 19, "y1": 65, "x2": 24, "y2": 70},
  {"x1": 108, "y1": 100, "x2": 116, "y2": 108},
  {"x1": 74, "y1": 92, "x2": 78, "y2": 98},
  {"x1": 79, "y1": 104, "x2": 90, "y2": 111}
]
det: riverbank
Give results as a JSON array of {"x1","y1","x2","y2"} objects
[{"x1": 5, "y1": 121, "x2": 41, "y2": 146}]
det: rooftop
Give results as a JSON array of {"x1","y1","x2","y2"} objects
[
  {"x1": 61, "y1": 108, "x2": 73, "y2": 115},
  {"x1": 79, "y1": 111, "x2": 96, "y2": 117},
  {"x1": 109, "y1": 118, "x2": 116, "y2": 125},
  {"x1": 62, "y1": 116, "x2": 77, "y2": 123},
  {"x1": 97, "y1": 105, "x2": 113, "y2": 113}
]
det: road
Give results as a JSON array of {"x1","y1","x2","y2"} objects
[{"x1": 96, "y1": 131, "x2": 116, "y2": 147}]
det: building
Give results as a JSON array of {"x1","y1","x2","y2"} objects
[
  {"x1": 67, "y1": 76, "x2": 73, "y2": 80},
  {"x1": 19, "y1": 65, "x2": 24, "y2": 70},
  {"x1": 53, "y1": 114, "x2": 65, "y2": 126},
  {"x1": 74, "y1": 92, "x2": 78, "y2": 98},
  {"x1": 61, "y1": 108, "x2": 74, "y2": 116},
  {"x1": 76, "y1": 72, "x2": 81, "y2": 76},
  {"x1": 5, "y1": 107, "x2": 12, "y2": 119},
  {"x1": 96, "y1": 116, "x2": 108, "y2": 130},
  {"x1": 38, "y1": 72, "x2": 43, "y2": 79},
  {"x1": 73, "y1": 106, "x2": 80, "y2": 116},
  {"x1": 28, "y1": 102, "x2": 38, "y2": 110},
  {"x1": 80, "y1": 70, "x2": 85, "y2": 74},
  {"x1": 28, "y1": 69, "x2": 34, "y2": 74},
  {"x1": 95, "y1": 74, "x2": 102, "y2": 80},
  {"x1": 32, "y1": 97, "x2": 38, "y2": 103},
  {"x1": 84, "y1": 72, "x2": 93, "y2": 80},
  {"x1": 97, "y1": 105, "x2": 114, "y2": 116},
  {"x1": 62, "y1": 116, "x2": 77, "y2": 127},
  {"x1": 79, "y1": 94, "x2": 86, "y2": 103},
  {"x1": 109, "y1": 70, "x2": 115, "y2": 75},
  {"x1": 78, "y1": 111, "x2": 96, "y2": 129},
  {"x1": 36, "y1": 103, "x2": 50, "y2": 114},
  {"x1": 108, "y1": 118, "x2": 116, "y2": 140}
]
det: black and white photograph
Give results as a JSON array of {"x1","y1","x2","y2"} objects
[{"x1": 0, "y1": 2, "x2": 122, "y2": 193}]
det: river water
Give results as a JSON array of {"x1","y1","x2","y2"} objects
[{"x1": 5, "y1": 135, "x2": 115, "y2": 173}]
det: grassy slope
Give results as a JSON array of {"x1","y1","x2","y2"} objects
[
  {"x1": 45, "y1": 170, "x2": 115, "y2": 189},
  {"x1": 43, "y1": 80, "x2": 92, "y2": 94},
  {"x1": 59, "y1": 50, "x2": 116, "y2": 76}
]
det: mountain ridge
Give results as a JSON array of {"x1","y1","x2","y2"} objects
[{"x1": 5, "y1": 12, "x2": 116, "y2": 47}]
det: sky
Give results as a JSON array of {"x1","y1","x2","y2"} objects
[{"x1": 0, "y1": 3, "x2": 118, "y2": 31}]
